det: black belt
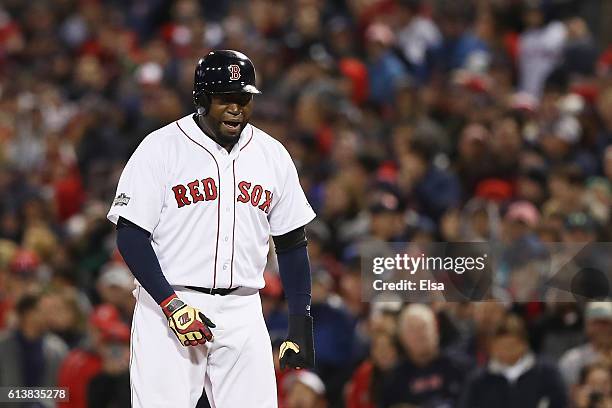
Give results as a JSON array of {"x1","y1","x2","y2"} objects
[{"x1": 184, "y1": 286, "x2": 239, "y2": 296}]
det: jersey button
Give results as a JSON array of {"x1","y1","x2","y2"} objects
[{"x1": 224, "y1": 236, "x2": 229, "y2": 242}]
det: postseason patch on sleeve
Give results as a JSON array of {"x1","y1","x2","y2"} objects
[{"x1": 113, "y1": 193, "x2": 131, "y2": 206}]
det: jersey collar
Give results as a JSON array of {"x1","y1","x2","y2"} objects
[{"x1": 176, "y1": 114, "x2": 254, "y2": 158}]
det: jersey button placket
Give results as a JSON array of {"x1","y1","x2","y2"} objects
[{"x1": 217, "y1": 154, "x2": 235, "y2": 288}]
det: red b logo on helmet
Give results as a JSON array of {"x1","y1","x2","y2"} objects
[{"x1": 228, "y1": 64, "x2": 241, "y2": 80}]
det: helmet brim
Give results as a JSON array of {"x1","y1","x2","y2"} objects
[
  {"x1": 242, "y1": 84, "x2": 262, "y2": 94},
  {"x1": 205, "y1": 84, "x2": 262, "y2": 95}
]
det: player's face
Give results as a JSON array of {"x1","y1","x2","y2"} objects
[{"x1": 206, "y1": 93, "x2": 253, "y2": 145}]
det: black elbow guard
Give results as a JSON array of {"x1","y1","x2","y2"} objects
[{"x1": 273, "y1": 227, "x2": 307, "y2": 254}]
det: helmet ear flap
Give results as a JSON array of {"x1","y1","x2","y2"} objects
[{"x1": 194, "y1": 93, "x2": 211, "y2": 116}]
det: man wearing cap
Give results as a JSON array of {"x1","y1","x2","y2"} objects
[
  {"x1": 563, "y1": 212, "x2": 598, "y2": 243},
  {"x1": 283, "y1": 370, "x2": 327, "y2": 408},
  {"x1": 559, "y1": 302, "x2": 612, "y2": 387}
]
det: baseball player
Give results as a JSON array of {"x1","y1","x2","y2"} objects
[{"x1": 107, "y1": 50, "x2": 316, "y2": 407}]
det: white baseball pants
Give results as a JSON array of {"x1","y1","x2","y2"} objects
[{"x1": 129, "y1": 286, "x2": 278, "y2": 407}]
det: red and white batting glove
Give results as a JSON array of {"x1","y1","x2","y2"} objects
[{"x1": 161, "y1": 294, "x2": 216, "y2": 347}]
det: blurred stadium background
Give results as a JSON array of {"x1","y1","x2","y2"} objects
[{"x1": 0, "y1": 0, "x2": 611, "y2": 407}]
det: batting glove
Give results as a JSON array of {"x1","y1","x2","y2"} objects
[
  {"x1": 279, "y1": 314, "x2": 315, "y2": 370},
  {"x1": 161, "y1": 294, "x2": 216, "y2": 347}
]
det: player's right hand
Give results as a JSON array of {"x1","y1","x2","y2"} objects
[{"x1": 161, "y1": 294, "x2": 216, "y2": 346}]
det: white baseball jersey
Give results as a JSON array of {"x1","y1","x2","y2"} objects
[
  {"x1": 519, "y1": 21, "x2": 567, "y2": 98},
  {"x1": 107, "y1": 113, "x2": 316, "y2": 290}
]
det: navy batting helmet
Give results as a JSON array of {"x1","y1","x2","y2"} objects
[{"x1": 193, "y1": 50, "x2": 261, "y2": 114}]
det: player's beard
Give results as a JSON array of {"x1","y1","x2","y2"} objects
[
  {"x1": 215, "y1": 121, "x2": 245, "y2": 147},
  {"x1": 196, "y1": 114, "x2": 244, "y2": 148}
]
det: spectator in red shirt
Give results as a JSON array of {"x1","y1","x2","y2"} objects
[
  {"x1": 345, "y1": 331, "x2": 400, "y2": 408},
  {"x1": 57, "y1": 304, "x2": 130, "y2": 408}
]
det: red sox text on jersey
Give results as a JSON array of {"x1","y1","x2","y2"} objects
[{"x1": 172, "y1": 179, "x2": 273, "y2": 213}]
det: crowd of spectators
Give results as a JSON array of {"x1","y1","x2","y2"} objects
[{"x1": 0, "y1": 0, "x2": 611, "y2": 407}]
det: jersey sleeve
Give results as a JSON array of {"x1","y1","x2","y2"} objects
[
  {"x1": 107, "y1": 135, "x2": 166, "y2": 234},
  {"x1": 268, "y1": 146, "x2": 316, "y2": 236}
]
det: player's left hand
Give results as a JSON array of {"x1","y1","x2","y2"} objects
[
  {"x1": 161, "y1": 294, "x2": 216, "y2": 346},
  {"x1": 279, "y1": 314, "x2": 315, "y2": 370}
]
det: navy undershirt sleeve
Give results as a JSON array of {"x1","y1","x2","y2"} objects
[
  {"x1": 116, "y1": 221, "x2": 174, "y2": 304},
  {"x1": 276, "y1": 244, "x2": 312, "y2": 316}
]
